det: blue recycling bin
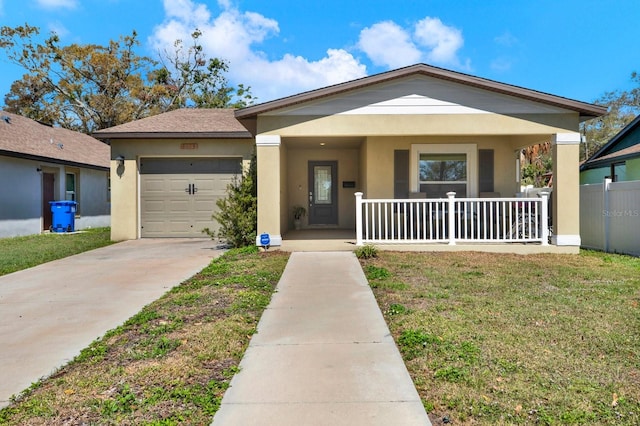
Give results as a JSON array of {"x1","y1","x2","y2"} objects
[{"x1": 49, "y1": 201, "x2": 77, "y2": 233}]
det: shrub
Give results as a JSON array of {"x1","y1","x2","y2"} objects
[
  {"x1": 354, "y1": 244, "x2": 378, "y2": 259},
  {"x1": 203, "y1": 154, "x2": 257, "y2": 247}
]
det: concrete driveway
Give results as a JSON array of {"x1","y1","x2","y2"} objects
[{"x1": 0, "y1": 238, "x2": 221, "y2": 408}]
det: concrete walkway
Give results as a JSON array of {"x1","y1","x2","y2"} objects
[
  {"x1": 211, "y1": 251, "x2": 431, "y2": 426},
  {"x1": 0, "y1": 238, "x2": 220, "y2": 408}
]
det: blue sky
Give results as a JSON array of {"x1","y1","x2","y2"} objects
[{"x1": 0, "y1": 0, "x2": 639, "y2": 105}]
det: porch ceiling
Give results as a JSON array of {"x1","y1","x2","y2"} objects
[{"x1": 283, "y1": 136, "x2": 364, "y2": 149}]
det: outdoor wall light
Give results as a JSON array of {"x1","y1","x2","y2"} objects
[{"x1": 116, "y1": 155, "x2": 125, "y2": 167}]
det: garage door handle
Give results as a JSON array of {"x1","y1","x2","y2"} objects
[{"x1": 184, "y1": 184, "x2": 198, "y2": 195}]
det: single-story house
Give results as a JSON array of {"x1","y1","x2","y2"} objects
[
  {"x1": 96, "y1": 63, "x2": 606, "y2": 252},
  {"x1": 580, "y1": 114, "x2": 640, "y2": 184},
  {"x1": 0, "y1": 111, "x2": 110, "y2": 238}
]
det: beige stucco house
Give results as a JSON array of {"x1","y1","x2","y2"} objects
[{"x1": 96, "y1": 64, "x2": 606, "y2": 251}]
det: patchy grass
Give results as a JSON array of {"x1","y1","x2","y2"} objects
[
  {"x1": 362, "y1": 250, "x2": 640, "y2": 425},
  {"x1": 0, "y1": 247, "x2": 289, "y2": 425},
  {"x1": 0, "y1": 228, "x2": 113, "y2": 276}
]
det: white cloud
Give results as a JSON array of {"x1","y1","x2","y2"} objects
[
  {"x1": 150, "y1": 0, "x2": 366, "y2": 102},
  {"x1": 357, "y1": 21, "x2": 421, "y2": 68},
  {"x1": 35, "y1": 0, "x2": 78, "y2": 9},
  {"x1": 414, "y1": 17, "x2": 464, "y2": 66},
  {"x1": 357, "y1": 16, "x2": 468, "y2": 71},
  {"x1": 150, "y1": 1, "x2": 471, "y2": 102}
]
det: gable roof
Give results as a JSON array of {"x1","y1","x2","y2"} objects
[
  {"x1": 0, "y1": 111, "x2": 109, "y2": 170},
  {"x1": 93, "y1": 108, "x2": 252, "y2": 140},
  {"x1": 235, "y1": 63, "x2": 607, "y2": 122},
  {"x1": 581, "y1": 115, "x2": 640, "y2": 170}
]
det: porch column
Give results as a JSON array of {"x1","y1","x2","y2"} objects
[
  {"x1": 551, "y1": 133, "x2": 581, "y2": 246},
  {"x1": 255, "y1": 135, "x2": 282, "y2": 246}
]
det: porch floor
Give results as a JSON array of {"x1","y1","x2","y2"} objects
[{"x1": 278, "y1": 230, "x2": 579, "y2": 254}]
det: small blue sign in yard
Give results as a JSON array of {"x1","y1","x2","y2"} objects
[{"x1": 260, "y1": 233, "x2": 271, "y2": 246}]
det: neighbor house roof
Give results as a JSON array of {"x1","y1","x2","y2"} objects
[
  {"x1": 93, "y1": 108, "x2": 252, "y2": 140},
  {"x1": 0, "y1": 111, "x2": 109, "y2": 170},
  {"x1": 235, "y1": 63, "x2": 607, "y2": 122},
  {"x1": 581, "y1": 115, "x2": 640, "y2": 170}
]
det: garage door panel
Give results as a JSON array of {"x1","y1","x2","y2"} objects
[
  {"x1": 140, "y1": 157, "x2": 241, "y2": 238},
  {"x1": 168, "y1": 220, "x2": 193, "y2": 234},
  {"x1": 143, "y1": 200, "x2": 168, "y2": 213},
  {"x1": 168, "y1": 199, "x2": 191, "y2": 214},
  {"x1": 142, "y1": 178, "x2": 168, "y2": 192},
  {"x1": 194, "y1": 200, "x2": 217, "y2": 214}
]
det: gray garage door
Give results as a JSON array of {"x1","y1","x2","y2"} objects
[{"x1": 139, "y1": 157, "x2": 242, "y2": 237}]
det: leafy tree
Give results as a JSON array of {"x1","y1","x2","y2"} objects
[
  {"x1": 581, "y1": 72, "x2": 640, "y2": 160},
  {"x1": 0, "y1": 25, "x2": 254, "y2": 133},
  {"x1": 154, "y1": 29, "x2": 255, "y2": 109},
  {"x1": 519, "y1": 142, "x2": 552, "y2": 187},
  {"x1": 1, "y1": 25, "x2": 162, "y2": 132},
  {"x1": 204, "y1": 154, "x2": 257, "y2": 248}
]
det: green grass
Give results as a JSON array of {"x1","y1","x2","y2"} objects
[
  {"x1": 0, "y1": 247, "x2": 289, "y2": 425},
  {"x1": 0, "y1": 227, "x2": 113, "y2": 276},
  {"x1": 362, "y1": 250, "x2": 640, "y2": 425}
]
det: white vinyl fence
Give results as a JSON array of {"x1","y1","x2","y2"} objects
[{"x1": 580, "y1": 178, "x2": 640, "y2": 256}]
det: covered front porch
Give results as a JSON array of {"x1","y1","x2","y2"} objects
[{"x1": 256, "y1": 131, "x2": 579, "y2": 251}]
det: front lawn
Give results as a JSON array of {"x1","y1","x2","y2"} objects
[
  {"x1": 362, "y1": 250, "x2": 640, "y2": 425},
  {"x1": 0, "y1": 227, "x2": 113, "y2": 276}
]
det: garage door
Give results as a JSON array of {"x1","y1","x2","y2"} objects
[{"x1": 140, "y1": 157, "x2": 242, "y2": 237}]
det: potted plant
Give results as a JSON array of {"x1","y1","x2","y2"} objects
[{"x1": 292, "y1": 205, "x2": 306, "y2": 230}]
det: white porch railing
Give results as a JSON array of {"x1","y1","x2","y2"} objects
[{"x1": 355, "y1": 191, "x2": 549, "y2": 246}]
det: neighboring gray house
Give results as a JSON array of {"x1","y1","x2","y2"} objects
[
  {"x1": 580, "y1": 115, "x2": 640, "y2": 184},
  {"x1": 0, "y1": 111, "x2": 110, "y2": 238}
]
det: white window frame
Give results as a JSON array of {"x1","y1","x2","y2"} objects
[
  {"x1": 65, "y1": 170, "x2": 80, "y2": 214},
  {"x1": 410, "y1": 144, "x2": 477, "y2": 197}
]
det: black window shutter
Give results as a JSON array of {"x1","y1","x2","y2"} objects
[
  {"x1": 479, "y1": 149, "x2": 494, "y2": 193},
  {"x1": 394, "y1": 150, "x2": 409, "y2": 199}
]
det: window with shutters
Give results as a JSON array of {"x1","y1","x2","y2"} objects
[{"x1": 410, "y1": 144, "x2": 478, "y2": 198}]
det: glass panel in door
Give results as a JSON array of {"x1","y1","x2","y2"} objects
[{"x1": 314, "y1": 166, "x2": 332, "y2": 204}]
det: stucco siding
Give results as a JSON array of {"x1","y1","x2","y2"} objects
[
  {"x1": 286, "y1": 148, "x2": 359, "y2": 229},
  {"x1": 0, "y1": 157, "x2": 42, "y2": 221},
  {"x1": 279, "y1": 143, "x2": 289, "y2": 233},
  {"x1": 256, "y1": 113, "x2": 579, "y2": 137},
  {"x1": 78, "y1": 168, "x2": 110, "y2": 216},
  {"x1": 75, "y1": 168, "x2": 110, "y2": 229},
  {"x1": 0, "y1": 155, "x2": 42, "y2": 237},
  {"x1": 553, "y1": 143, "x2": 581, "y2": 241},
  {"x1": 359, "y1": 136, "x2": 519, "y2": 199}
]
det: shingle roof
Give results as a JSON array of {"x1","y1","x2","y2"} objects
[
  {"x1": 0, "y1": 111, "x2": 109, "y2": 169},
  {"x1": 93, "y1": 108, "x2": 252, "y2": 139},
  {"x1": 235, "y1": 63, "x2": 607, "y2": 121},
  {"x1": 581, "y1": 115, "x2": 640, "y2": 170},
  {"x1": 591, "y1": 143, "x2": 640, "y2": 162}
]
